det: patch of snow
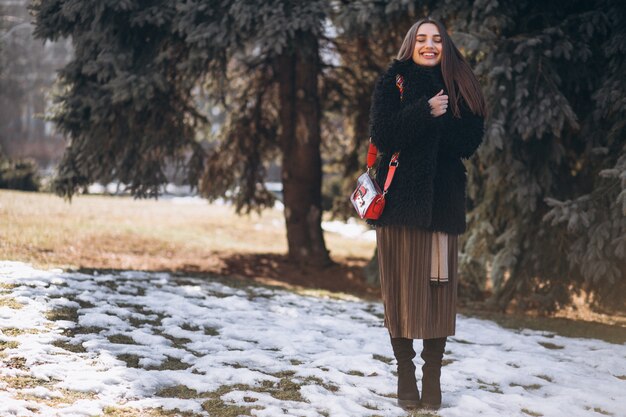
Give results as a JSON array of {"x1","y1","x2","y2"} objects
[
  {"x1": 322, "y1": 218, "x2": 376, "y2": 242},
  {"x1": 0, "y1": 261, "x2": 625, "y2": 417}
]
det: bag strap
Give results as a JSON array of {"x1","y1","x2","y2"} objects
[
  {"x1": 395, "y1": 73, "x2": 405, "y2": 101},
  {"x1": 366, "y1": 74, "x2": 404, "y2": 195},
  {"x1": 382, "y1": 153, "x2": 399, "y2": 195}
]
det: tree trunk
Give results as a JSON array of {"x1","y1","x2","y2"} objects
[{"x1": 277, "y1": 31, "x2": 331, "y2": 266}]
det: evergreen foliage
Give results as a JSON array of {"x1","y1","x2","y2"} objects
[
  {"x1": 31, "y1": 0, "x2": 332, "y2": 264},
  {"x1": 0, "y1": 150, "x2": 40, "y2": 191},
  {"x1": 32, "y1": 0, "x2": 205, "y2": 198},
  {"x1": 444, "y1": 0, "x2": 626, "y2": 311}
]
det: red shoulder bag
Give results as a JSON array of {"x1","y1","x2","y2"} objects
[{"x1": 350, "y1": 74, "x2": 404, "y2": 220}]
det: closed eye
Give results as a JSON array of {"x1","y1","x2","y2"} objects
[{"x1": 416, "y1": 36, "x2": 442, "y2": 43}]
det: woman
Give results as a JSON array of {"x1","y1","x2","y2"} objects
[{"x1": 368, "y1": 17, "x2": 486, "y2": 410}]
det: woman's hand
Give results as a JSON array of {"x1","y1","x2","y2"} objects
[{"x1": 429, "y1": 89, "x2": 448, "y2": 117}]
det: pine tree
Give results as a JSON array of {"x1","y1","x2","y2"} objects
[
  {"x1": 31, "y1": 0, "x2": 332, "y2": 265},
  {"x1": 442, "y1": 0, "x2": 626, "y2": 312}
]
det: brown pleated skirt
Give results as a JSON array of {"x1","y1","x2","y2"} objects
[{"x1": 376, "y1": 225, "x2": 458, "y2": 340}]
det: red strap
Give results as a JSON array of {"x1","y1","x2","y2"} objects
[
  {"x1": 367, "y1": 142, "x2": 378, "y2": 168},
  {"x1": 395, "y1": 74, "x2": 405, "y2": 101},
  {"x1": 383, "y1": 153, "x2": 399, "y2": 193},
  {"x1": 366, "y1": 73, "x2": 404, "y2": 192}
]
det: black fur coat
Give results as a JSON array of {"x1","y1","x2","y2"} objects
[{"x1": 366, "y1": 59, "x2": 485, "y2": 235}]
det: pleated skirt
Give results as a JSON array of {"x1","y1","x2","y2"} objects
[{"x1": 376, "y1": 225, "x2": 458, "y2": 340}]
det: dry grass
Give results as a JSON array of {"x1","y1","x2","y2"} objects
[
  {"x1": 102, "y1": 405, "x2": 203, "y2": 416},
  {"x1": 0, "y1": 296, "x2": 24, "y2": 309},
  {"x1": 0, "y1": 189, "x2": 374, "y2": 275}
]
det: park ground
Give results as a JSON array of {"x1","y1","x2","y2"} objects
[{"x1": 1, "y1": 190, "x2": 625, "y2": 417}]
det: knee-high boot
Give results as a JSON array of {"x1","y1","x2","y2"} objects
[
  {"x1": 389, "y1": 335, "x2": 420, "y2": 410},
  {"x1": 421, "y1": 337, "x2": 447, "y2": 409}
]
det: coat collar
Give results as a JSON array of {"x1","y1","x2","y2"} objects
[
  {"x1": 390, "y1": 59, "x2": 443, "y2": 82},
  {"x1": 386, "y1": 59, "x2": 445, "y2": 99}
]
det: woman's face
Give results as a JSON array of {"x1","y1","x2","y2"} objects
[{"x1": 412, "y1": 23, "x2": 443, "y2": 66}]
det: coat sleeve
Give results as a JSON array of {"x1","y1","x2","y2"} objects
[
  {"x1": 369, "y1": 72, "x2": 435, "y2": 154},
  {"x1": 437, "y1": 100, "x2": 485, "y2": 159}
]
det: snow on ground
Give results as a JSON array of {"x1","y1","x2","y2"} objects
[
  {"x1": 0, "y1": 261, "x2": 625, "y2": 417},
  {"x1": 322, "y1": 219, "x2": 376, "y2": 242}
]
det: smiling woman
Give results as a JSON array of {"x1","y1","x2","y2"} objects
[{"x1": 366, "y1": 16, "x2": 487, "y2": 411}]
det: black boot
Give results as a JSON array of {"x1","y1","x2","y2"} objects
[
  {"x1": 389, "y1": 335, "x2": 420, "y2": 410},
  {"x1": 420, "y1": 337, "x2": 447, "y2": 410}
]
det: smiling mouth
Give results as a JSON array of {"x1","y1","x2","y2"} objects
[{"x1": 421, "y1": 52, "x2": 438, "y2": 58}]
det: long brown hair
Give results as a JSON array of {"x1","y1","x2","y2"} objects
[{"x1": 397, "y1": 17, "x2": 486, "y2": 118}]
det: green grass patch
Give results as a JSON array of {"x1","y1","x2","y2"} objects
[
  {"x1": 272, "y1": 376, "x2": 305, "y2": 401},
  {"x1": 584, "y1": 406, "x2": 614, "y2": 415},
  {"x1": 102, "y1": 405, "x2": 202, "y2": 416},
  {"x1": 477, "y1": 379, "x2": 503, "y2": 394},
  {"x1": 201, "y1": 398, "x2": 262, "y2": 417},
  {"x1": 521, "y1": 409, "x2": 543, "y2": 417},
  {"x1": 156, "y1": 332, "x2": 192, "y2": 346},
  {"x1": 193, "y1": 383, "x2": 268, "y2": 416},
  {"x1": 155, "y1": 385, "x2": 203, "y2": 399},
  {"x1": 179, "y1": 323, "x2": 200, "y2": 331},
  {"x1": 373, "y1": 353, "x2": 393, "y2": 364},
  {"x1": 108, "y1": 334, "x2": 137, "y2": 345},
  {"x1": 75, "y1": 299, "x2": 96, "y2": 309},
  {"x1": 115, "y1": 354, "x2": 191, "y2": 371},
  {"x1": 538, "y1": 342, "x2": 564, "y2": 350},
  {"x1": 300, "y1": 376, "x2": 339, "y2": 393},
  {"x1": 190, "y1": 371, "x2": 338, "y2": 407},
  {"x1": 116, "y1": 353, "x2": 141, "y2": 368},
  {"x1": 203, "y1": 326, "x2": 220, "y2": 336},
  {"x1": 227, "y1": 362, "x2": 247, "y2": 369},
  {"x1": 52, "y1": 339, "x2": 87, "y2": 353},
  {"x1": 62, "y1": 326, "x2": 106, "y2": 337},
  {"x1": 46, "y1": 307, "x2": 79, "y2": 322},
  {"x1": 459, "y1": 307, "x2": 626, "y2": 345},
  {"x1": 128, "y1": 315, "x2": 162, "y2": 327},
  {"x1": 152, "y1": 356, "x2": 191, "y2": 371},
  {"x1": 347, "y1": 370, "x2": 365, "y2": 377},
  {"x1": 510, "y1": 382, "x2": 542, "y2": 391}
]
